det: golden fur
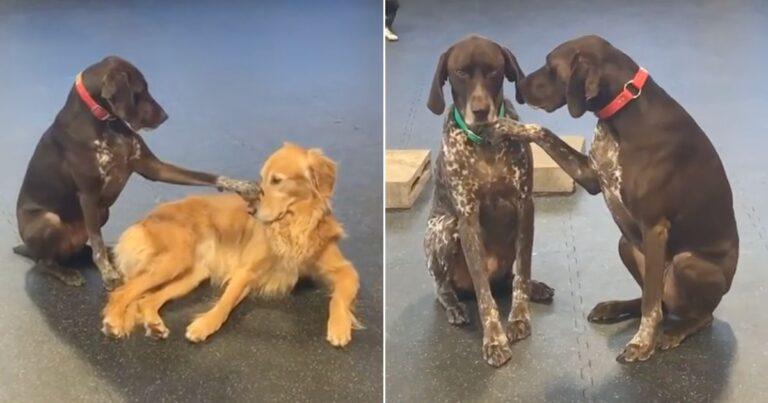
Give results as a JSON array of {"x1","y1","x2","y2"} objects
[{"x1": 101, "y1": 143, "x2": 360, "y2": 346}]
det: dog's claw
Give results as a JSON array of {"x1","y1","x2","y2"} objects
[
  {"x1": 658, "y1": 333, "x2": 683, "y2": 351},
  {"x1": 616, "y1": 342, "x2": 655, "y2": 363},
  {"x1": 445, "y1": 304, "x2": 469, "y2": 326},
  {"x1": 102, "y1": 318, "x2": 127, "y2": 339},
  {"x1": 482, "y1": 337, "x2": 513, "y2": 367},
  {"x1": 506, "y1": 319, "x2": 531, "y2": 343}
]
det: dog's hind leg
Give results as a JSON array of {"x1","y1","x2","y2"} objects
[
  {"x1": 138, "y1": 266, "x2": 209, "y2": 339},
  {"x1": 425, "y1": 214, "x2": 468, "y2": 325},
  {"x1": 102, "y1": 251, "x2": 192, "y2": 338},
  {"x1": 588, "y1": 236, "x2": 643, "y2": 323}
]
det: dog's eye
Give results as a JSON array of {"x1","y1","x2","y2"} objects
[
  {"x1": 455, "y1": 70, "x2": 469, "y2": 79},
  {"x1": 270, "y1": 176, "x2": 282, "y2": 185},
  {"x1": 488, "y1": 69, "x2": 500, "y2": 78}
]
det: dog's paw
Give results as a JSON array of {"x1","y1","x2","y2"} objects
[
  {"x1": 505, "y1": 318, "x2": 531, "y2": 343},
  {"x1": 327, "y1": 312, "x2": 353, "y2": 347},
  {"x1": 144, "y1": 320, "x2": 170, "y2": 340},
  {"x1": 588, "y1": 300, "x2": 630, "y2": 323},
  {"x1": 445, "y1": 304, "x2": 469, "y2": 326},
  {"x1": 530, "y1": 280, "x2": 554, "y2": 303},
  {"x1": 616, "y1": 342, "x2": 656, "y2": 363},
  {"x1": 185, "y1": 316, "x2": 220, "y2": 343},
  {"x1": 482, "y1": 336, "x2": 513, "y2": 368},
  {"x1": 102, "y1": 315, "x2": 129, "y2": 339},
  {"x1": 658, "y1": 333, "x2": 684, "y2": 351}
]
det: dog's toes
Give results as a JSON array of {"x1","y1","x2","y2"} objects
[
  {"x1": 327, "y1": 327, "x2": 352, "y2": 347},
  {"x1": 588, "y1": 301, "x2": 629, "y2": 323},
  {"x1": 616, "y1": 342, "x2": 655, "y2": 363},
  {"x1": 185, "y1": 317, "x2": 217, "y2": 343},
  {"x1": 505, "y1": 318, "x2": 531, "y2": 343},
  {"x1": 658, "y1": 334, "x2": 683, "y2": 351},
  {"x1": 144, "y1": 321, "x2": 170, "y2": 340},
  {"x1": 482, "y1": 338, "x2": 513, "y2": 368},
  {"x1": 101, "y1": 317, "x2": 128, "y2": 339},
  {"x1": 445, "y1": 304, "x2": 469, "y2": 326},
  {"x1": 327, "y1": 313, "x2": 353, "y2": 347},
  {"x1": 530, "y1": 280, "x2": 554, "y2": 303}
]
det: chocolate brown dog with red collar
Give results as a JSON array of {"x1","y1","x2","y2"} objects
[
  {"x1": 495, "y1": 35, "x2": 738, "y2": 363},
  {"x1": 424, "y1": 35, "x2": 554, "y2": 367},
  {"x1": 14, "y1": 56, "x2": 257, "y2": 289}
]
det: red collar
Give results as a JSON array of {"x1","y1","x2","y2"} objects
[
  {"x1": 75, "y1": 72, "x2": 112, "y2": 121},
  {"x1": 595, "y1": 67, "x2": 649, "y2": 120}
]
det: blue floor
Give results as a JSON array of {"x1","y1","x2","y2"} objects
[
  {"x1": 0, "y1": 1, "x2": 382, "y2": 401},
  {"x1": 386, "y1": 0, "x2": 768, "y2": 401}
]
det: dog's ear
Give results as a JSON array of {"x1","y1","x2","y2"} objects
[
  {"x1": 499, "y1": 45, "x2": 526, "y2": 104},
  {"x1": 566, "y1": 52, "x2": 601, "y2": 118},
  {"x1": 101, "y1": 69, "x2": 134, "y2": 117},
  {"x1": 307, "y1": 148, "x2": 337, "y2": 199},
  {"x1": 427, "y1": 49, "x2": 450, "y2": 115}
]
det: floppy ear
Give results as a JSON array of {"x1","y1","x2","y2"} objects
[
  {"x1": 566, "y1": 52, "x2": 601, "y2": 118},
  {"x1": 427, "y1": 50, "x2": 450, "y2": 115},
  {"x1": 307, "y1": 148, "x2": 337, "y2": 199},
  {"x1": 499, "y1": 45, "x2": 526, "y2": 104},
  {"x1": 101, "y1": 69, "x2": 134, "y2": 117}
]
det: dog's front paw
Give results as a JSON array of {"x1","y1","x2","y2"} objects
[
  {"x1": 616, "y1": 341, "x2": 656, "y2": 363},
  {"x1": 144, "y1": 320, "x2": 170, "y2": 340},
  {"x1": 445, "y1": 303, "x2": 469, "y2": 326},
  {"x1": 186, "y1": 316, "x2": 220, "y2": 343},
  {"x1": 482, "y1": 335, "x2": 513, "y2": 367},
  {"x1": 102, "y1": 315, "x2": 129, "y2": 339},
  {"x1": 327, "y1": 311, "x2": 353, "y2": 347},
  {"x1": 505, "y1": 318, "x2": 531, "y2": 343}
]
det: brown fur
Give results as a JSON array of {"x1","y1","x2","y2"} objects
[{"x1": 101, "y1": 143, "x2": 360, "y2": 346}]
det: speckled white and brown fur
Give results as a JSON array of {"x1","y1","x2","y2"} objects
[{"x1": 424, "y1": 100, "x2": 554, "y2": 367}]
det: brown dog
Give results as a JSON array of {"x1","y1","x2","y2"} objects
[
  {"x1": 496, "y1": 35, "x2": 738, "y2": 362},
  {"x1": 101, "y1": 143, "x2": 359, "y2": 346},
  {"x1": 424, "y1": 35, "x2": 554, "y2": 367},
  {"x1": 14, "y1": 56, "x2": 256, "y2": 289}
]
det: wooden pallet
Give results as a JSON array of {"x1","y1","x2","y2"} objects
[
  {"x1": 532, "y1": 135, "x2": 585, "y2": 195},
  {"x1": 386, "y1": 149, "x2": 431, "y2": 209}
]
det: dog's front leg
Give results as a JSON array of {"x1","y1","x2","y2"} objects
[
  {"x1": 458, "y1": 212, "x2": 512, "y2": 367},
  {"x1": 493, "y1": 120, "x2": 601, "y2": 194},
  {"x1": 77, "y1": 191, "x2": 120, "y2": 289},
  {"x1": 617, "y1": 219, "x2": 669, "y2": 363},
  {"x1": 507, "y1": 196, "x2": 533, "y2": 343},
  {"x1": 317, "y1": 244, "x2": 360, "y2": 347},
  {"x1": 186, "y1": 269, "x2": 253, "y2": 343}
]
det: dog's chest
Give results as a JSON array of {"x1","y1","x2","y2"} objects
[
  {"x1": 441, "y1": 128, "x2": 529, "y2": 215},
  {"x1": 588, "y1": 123, "x2": 637, "y2": 232},
  {"x1": 93, "y1": 133, "x2": 141, "y2": 201}
]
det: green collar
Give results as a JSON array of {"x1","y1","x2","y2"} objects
[{"x1": 453, "y1": 102, "x2": 505, "y2": 144}]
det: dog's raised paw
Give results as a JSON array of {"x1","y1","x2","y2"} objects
[
  {"x1": 482, "y1": 338, "x2": 513, "y2": 367},
  {"x1": 616, "y1": 342, "x2": 655, "y2": 363},
  {"x1": 505, "y1": 319, "x2": 531, "y2": 343},
  {"x1": 445, "y1": 304, "x2": 469, "y2": 326}
]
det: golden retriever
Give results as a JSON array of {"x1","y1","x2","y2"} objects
[{"x1": 101, "y1": 143, "x2": 359, "y2": 346}]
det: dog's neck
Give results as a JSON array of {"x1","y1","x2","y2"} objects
[{"x1": 264, "y1": 197, "x2": 332, "y2": 261}]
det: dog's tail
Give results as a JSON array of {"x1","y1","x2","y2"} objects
[{"x1": 114, "y1": 223, "x2": 156, "y2": 280}]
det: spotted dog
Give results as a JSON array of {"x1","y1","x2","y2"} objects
[
  {"x1": 424, "y1": 36, "x2": 554, "y2": 368},
  {"x1": 15, "y1": 56, "x2": 258, "y2": 289},
  {"x1": 499, "y1": 35, "x2": 738, "y2": 363}
]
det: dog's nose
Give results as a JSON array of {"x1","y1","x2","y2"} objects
[{"x1": 158, "y1": 110, "x2": 169, "y2": 124}]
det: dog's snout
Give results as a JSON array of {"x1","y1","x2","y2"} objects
[
  {"x1": 471, "y1": 105, "x2": 490, "y2": 121},
  {"x1": 158, "y1": 109, "x2": 169, "y2": 124}
]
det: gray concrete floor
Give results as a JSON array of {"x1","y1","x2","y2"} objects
[
  {"x1": 386, "y1": 0, "x2": 768, "y2": 401},
  {"x1": 0, "y1": 1, "x2": 382, "y2": 401}
]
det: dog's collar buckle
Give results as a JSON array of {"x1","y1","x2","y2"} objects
[
  {"x1": 595, "y1": 67, "x2": 649, "y2": 120},
  {"x1": 75, "y1": 72, "x2": 113, "y2": 121}
]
